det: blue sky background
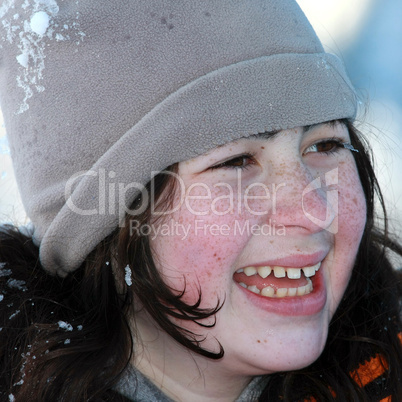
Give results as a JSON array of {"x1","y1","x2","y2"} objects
[
  {"x1": 343, "y1": 0, "x2": 402, "y2": 236},
  {"x1": 343, "y1": 0, "x2": 402, "y2": 108}
]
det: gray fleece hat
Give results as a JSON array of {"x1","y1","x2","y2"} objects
[{"x1": 0, "y1": 0, "x2": 356, "y2": 276}]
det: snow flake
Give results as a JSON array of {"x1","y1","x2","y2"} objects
[
  {"x1": 6, "y1": 278, "x2": 28, "y2": 291},
  {"x1": 9, "y1": 310, "x2": 21, "y2": 319},
  {"x1": 124, "y1": 265, "x2": 132, "y2": 287},
  {"x1": 0, "y1": 0, "x2": 85, "y2": 114},
  {"x1": 0, "y1": 262, "x2": 12, "y2": 277},
  {"x1": 316, "y1": 57, "x2": 331, "y2": 76},
  {"x1": 30, "y1": 11, "x2": 50, "y2": 35},
  {"x1": 58, "y1": 320, "x2": 73, "y2": 331}
]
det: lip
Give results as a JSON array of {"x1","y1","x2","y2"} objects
[
  {"x1": 235, "y1": 258, "x2": 327, "y2": 317},
  {"x1": 237, "y1": 250, "x2": 328, "y2": 270}
]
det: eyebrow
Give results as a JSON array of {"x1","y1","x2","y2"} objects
[
  {"x1": 247, "y1": 130, "x2": 280, "y2": 141},
  {"x1": 246, "y1": 119, "x2": 344, "y2": 141}
]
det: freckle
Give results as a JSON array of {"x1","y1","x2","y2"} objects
[
  {"x1": 261, "y1": 146, "x2": 265, "y2": 149},
  {"x1": 352, "y1": 197, "x2": 357, "y2": 205},
  {"x1": 257, "y1": 340, "x2": 261, "y2": 343},
  {"x1": 264, "y1": 340, "x2": 267, "y2": 343},
  {"x1": 269, "y1": 240, "x2": 274, "y2": 244}
]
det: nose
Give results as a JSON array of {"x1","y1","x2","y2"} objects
[{"x1": 265, "y1": 161, "x2": 337, "y2": 235}]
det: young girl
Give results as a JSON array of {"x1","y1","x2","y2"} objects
[{"x1": 1, "y1": 0, "x2": 401, "y2": 401}]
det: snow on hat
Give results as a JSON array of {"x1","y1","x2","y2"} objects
[{"x1": 0, "y1": 0, "x2": 356, "y2": 276}]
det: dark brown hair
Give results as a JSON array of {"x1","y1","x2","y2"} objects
[{"x1": 0, "y1": 120, "x2": 401, "y2": 401}]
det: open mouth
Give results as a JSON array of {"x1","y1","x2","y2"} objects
[{"x1": 233, "y1": 262, "x2": 321, "y2": 298}]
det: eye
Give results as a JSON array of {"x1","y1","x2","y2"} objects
[
  {"x1": 210, "y1": 153, "x2": 256, "y2": 170},
  {"x1": 303, "y1": 138, "x2": 352, "y2": 156}
]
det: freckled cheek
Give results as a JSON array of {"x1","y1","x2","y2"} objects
[
  {"x1": 183, "y1": 183, "x2": 270, "y2": 219},
  {"x1": 326, "y1": 166, "x2": 366, "y2": 311},
  {"x1": 157, "y1": 236, "x2": 232, "y2": 305},
  {"x1": 337, "y1": 168, "x2": 367, "y2": 240},
  {"x1": 184, "y1": 184, "x2": 236, "y2": 216},
  {"x1": 151, "y1": 189, "x2": 252, "y2": 305}
]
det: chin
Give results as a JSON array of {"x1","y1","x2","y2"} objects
[
  {"x1": 248, "y1": 344, "x2": 326, "y2": 375},
  {"x1": 219, "y1": 318, "x2": 330, "y2": 376}
]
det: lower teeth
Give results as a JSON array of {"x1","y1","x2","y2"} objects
[{"x1": 239, "y1": 278, "x2": 313, "y2": 298}]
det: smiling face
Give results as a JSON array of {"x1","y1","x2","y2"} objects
[{"x1": 133, "y1": 121, "x2": 367, "y2": 395}]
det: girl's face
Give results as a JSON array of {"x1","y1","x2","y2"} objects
[{"x1": 136, "y1": 121, "x2": 366, "y2": 379}]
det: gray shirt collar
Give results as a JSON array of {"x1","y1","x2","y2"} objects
[{"x1": 115, "y1": 365, "x2": 270, "y2": 401}]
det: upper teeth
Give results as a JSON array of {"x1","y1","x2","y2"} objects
[{"x1": 239, "y1": 262, "x2": 321, "y2": 279}]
